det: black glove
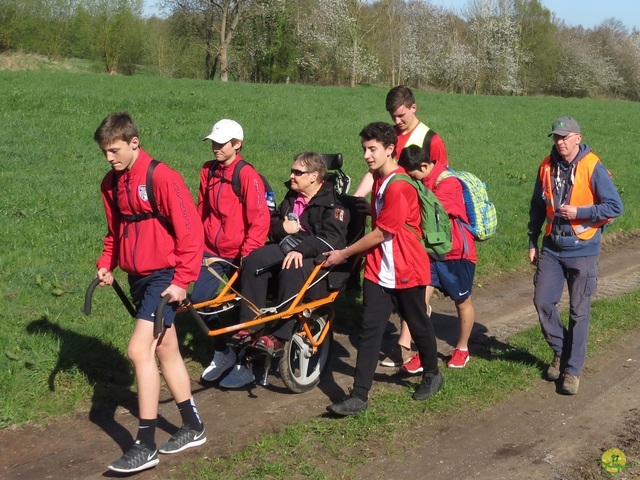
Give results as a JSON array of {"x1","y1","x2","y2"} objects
[{"x1": 354, "y1": 196, "x2": 371, "y2": 215}]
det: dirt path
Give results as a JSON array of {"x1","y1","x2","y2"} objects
[
  {"x1": 1, "y1": 234, "x2": 639, "y2": 480},
  {"x1": 359, "y1": 326, "x2": 640, "y2": 480}
]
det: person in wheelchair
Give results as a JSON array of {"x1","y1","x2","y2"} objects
[{"x1": 237, "y1": 152, "x2": 350, "y2": 372}]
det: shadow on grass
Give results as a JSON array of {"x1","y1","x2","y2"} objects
[
  {"x1": 25, "y1": 316, "x2": 176, "y2": 453},
  {"x1": 469, "y1": 325, "x2": 547, "y2": 372},
  {"x1": 322, "y1": 295, "x2": 547, "y2": 401},
  {"x1": 174, "y1": 309, "x2": 219, "y2": 368}
]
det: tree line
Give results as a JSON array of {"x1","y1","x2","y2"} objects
[{"x1": 2, "y1": 0, "x2": 639, "y2": 100}]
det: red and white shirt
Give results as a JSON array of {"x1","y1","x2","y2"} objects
[
  {"x1": 364, "y1": 167, "x2": 431, "y2": 289},
  {"x1": 395, "y1": 121, "x2": 448, "y2": 164}
]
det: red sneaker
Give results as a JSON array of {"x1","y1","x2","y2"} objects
[
  {"x1": 448, "y1": 348, "x2": 470, "y2": 368},
  {"x1": 230, "y1": 328, "x2": 261, "y2": 345},
  {"x1": 252, "y1": 334, "x2": 285, "y2": 355},
  {"x1": 400, "y1": 353, "x2": 423, "y2": 374}
]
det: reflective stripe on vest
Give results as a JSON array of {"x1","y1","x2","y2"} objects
[
  {"x1": 539, "y1": 151, "x2": 609, "y2": 240},
  {"x1": 405, "y1": 123, "x2": 430, "y2": 148}
]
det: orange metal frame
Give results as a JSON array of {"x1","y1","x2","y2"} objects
[{"x1": 179, "y1": 260, "x2": 339, "y2": 352}]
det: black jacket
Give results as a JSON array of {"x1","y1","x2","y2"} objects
[{"x1": 270, "y1": 180, "x2": 350, "y2": 258}]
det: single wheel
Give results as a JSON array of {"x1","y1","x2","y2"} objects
[{"x1": 279, "y1": 306, "x2": 333, "y2": 393}]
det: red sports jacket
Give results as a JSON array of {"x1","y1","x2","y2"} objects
[{"x1": 97, "y1": 149, "x2": 204, "y2": 289}]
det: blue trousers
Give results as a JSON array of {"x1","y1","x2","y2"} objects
[
  {"x1": 191, "y1": 253, "x2": 236, "y2": 350},
  {"x1": 533, "y1": 251, "x2": 598, "y2": 376},
  {"x1": 191, "y1": 253, "x2": 236, "y2": 304}
]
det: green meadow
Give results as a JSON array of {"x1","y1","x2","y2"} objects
[{"x1": 0, "y1": 70, "x2": 638, "y2": 434}]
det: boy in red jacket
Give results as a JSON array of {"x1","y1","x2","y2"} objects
[
  {"x1": 193, "y1": 119, "x2": 270, "y2": 388},
  {"x1": 94, "y1": 112, "x2": 206, "y2": 473}
]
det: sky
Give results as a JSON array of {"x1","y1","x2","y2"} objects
[
  {"x1": 144, "y1": 1, "x2": 640, "y2": 31},
  {"x1": 429, "y1": 0, "x2": 639, "y2": 30}
]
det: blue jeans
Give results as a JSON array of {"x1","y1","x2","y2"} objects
[
  {"x1": 533, "y1": 251, "x2": 598, "y2": 376},
  {"x1": 191, "y1": 253, "x2": 236, "y2": 304}
]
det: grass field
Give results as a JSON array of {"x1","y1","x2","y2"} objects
[{"x1": 0, "y1": 70, "x2": 638, "y2": 430}]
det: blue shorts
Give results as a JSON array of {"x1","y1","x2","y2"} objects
[
  {"x1": 128, "y1": 268, "x2": 178, "y2": 326},
  {"x1": 429, "y1": 259, "x2": 475, "y2": 301}
]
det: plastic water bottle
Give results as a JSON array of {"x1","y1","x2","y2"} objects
[{"x1": 266, "y1": 191, "x2": 276, "y2": 213}]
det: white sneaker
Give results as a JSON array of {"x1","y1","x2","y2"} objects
[
  {"x1": 219, "y1": 364, "x2": 255, "y2": 389},
  {"x1": 201, "y1": 348, "x2": 236, "y2": 382}
]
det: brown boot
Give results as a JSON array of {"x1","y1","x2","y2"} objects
[
  {"x1": 546, "y1": 355, "x2": 561, "y2": 381},
  {"x1": 560, "y1": 373, "x2": 580, "y2": 395}
]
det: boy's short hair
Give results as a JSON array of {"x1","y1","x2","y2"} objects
[
  {"x1": 386, "y1": 85, "x2": 416, "y2": 113},
  {"x1": 359, "y1": 122, "x2": 398, "y2": 154},
  {"x1": 398, "y1": 144, "x2": 432, "y2": 171},
  {"x1": 294, "y1": 151, "x2": 326, "y2": 180},
  {"x1": 94, "y1": 112, "x2": 139, "y2": 147}
]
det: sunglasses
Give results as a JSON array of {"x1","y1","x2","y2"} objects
[{"x1": 290, "y1": 168, "x2": 311, "y2": 176}]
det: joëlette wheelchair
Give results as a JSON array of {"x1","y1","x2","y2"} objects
[{"x1": 84, "y1": 154, "x2": 367, "y2": 394}]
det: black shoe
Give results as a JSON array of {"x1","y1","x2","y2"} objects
[
  {"x1": 327, "y1": 394, "x2": 368, "y2": 416},
  {"x1": 107, "y1": 440, "x2": 159, "y2": 473},
  {"x1": 158, "y1": 424, "x2": 207, "y2": 454},
  {"x1": 413, "y1": 370, "x2": 444, "y2": 401}
]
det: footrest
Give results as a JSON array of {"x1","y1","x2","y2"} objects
[{"x1": 228, "y1": 328, "x2": 261, "y2": 347}]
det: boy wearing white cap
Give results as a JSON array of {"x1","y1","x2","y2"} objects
[{"x1": 193, "y1": 119, "x2": 270, "y2": 388}]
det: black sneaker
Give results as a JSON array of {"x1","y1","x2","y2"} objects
[
  {"x1": 327, "y1": 394, "x2": 368, "y2": 416},
  {"x1": 413, "y1": 370, "x2": 444, "y2": 401},
  {"x1": 107, "y1": 440, "x2": 159, "y2": 473},
  {"x1": 158, "y1": 425, "x2": 207, "y2": 454}
]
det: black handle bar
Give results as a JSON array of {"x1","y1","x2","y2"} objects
[
  {"x1": 83, "y1": 277, "x2": 100, "y2": 315},
  {"x1": 84, "y1": 277, "x2": 137, "y2": 318},
  {"x1": 154, "y1": 294, "x2": 171, "y2": 336}
]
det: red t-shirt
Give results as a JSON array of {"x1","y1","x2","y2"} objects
[{"x1": 364, "y1": 168, "x2": 431, "y2": 289}]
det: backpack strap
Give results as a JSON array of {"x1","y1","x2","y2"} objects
[
  {"x1": 385, "y1": 174, "x2": 423, "y2": 240},
  {"x1": 423, "y1": 129, "x2": 437, "y2": 157},
  {"x1": 230, "y1": 160, "x2": 248, "y2": 199},
  {"x1": 145, "y1": 160, "x2": 174, "y2": 235},
  {"x1": 113, "y1": 160, "x2": 174, "y2": 236},
  {"x1": 111, "y1": 170, "x2": 119, "y2": 212},
  {"x1": 208, "y1": 159, "x2": 248, "y2": 200},
  {"x1": 146, "y1": 159, "x2": 160, "y2": 217},
  {"x1": 434, "y1": 167, "x2": 452, "y2": 185},
  {"x1": 435, "y1": 168, "x2": 471, "y2": 255}
]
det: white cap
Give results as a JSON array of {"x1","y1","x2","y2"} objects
[{"x1": 203, "y1": 119, "x2": 244, "y2": 143}]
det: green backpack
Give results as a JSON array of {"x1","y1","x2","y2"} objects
[{"x1": 386, "y1": 173, "x2": 452, "y2": 261}]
